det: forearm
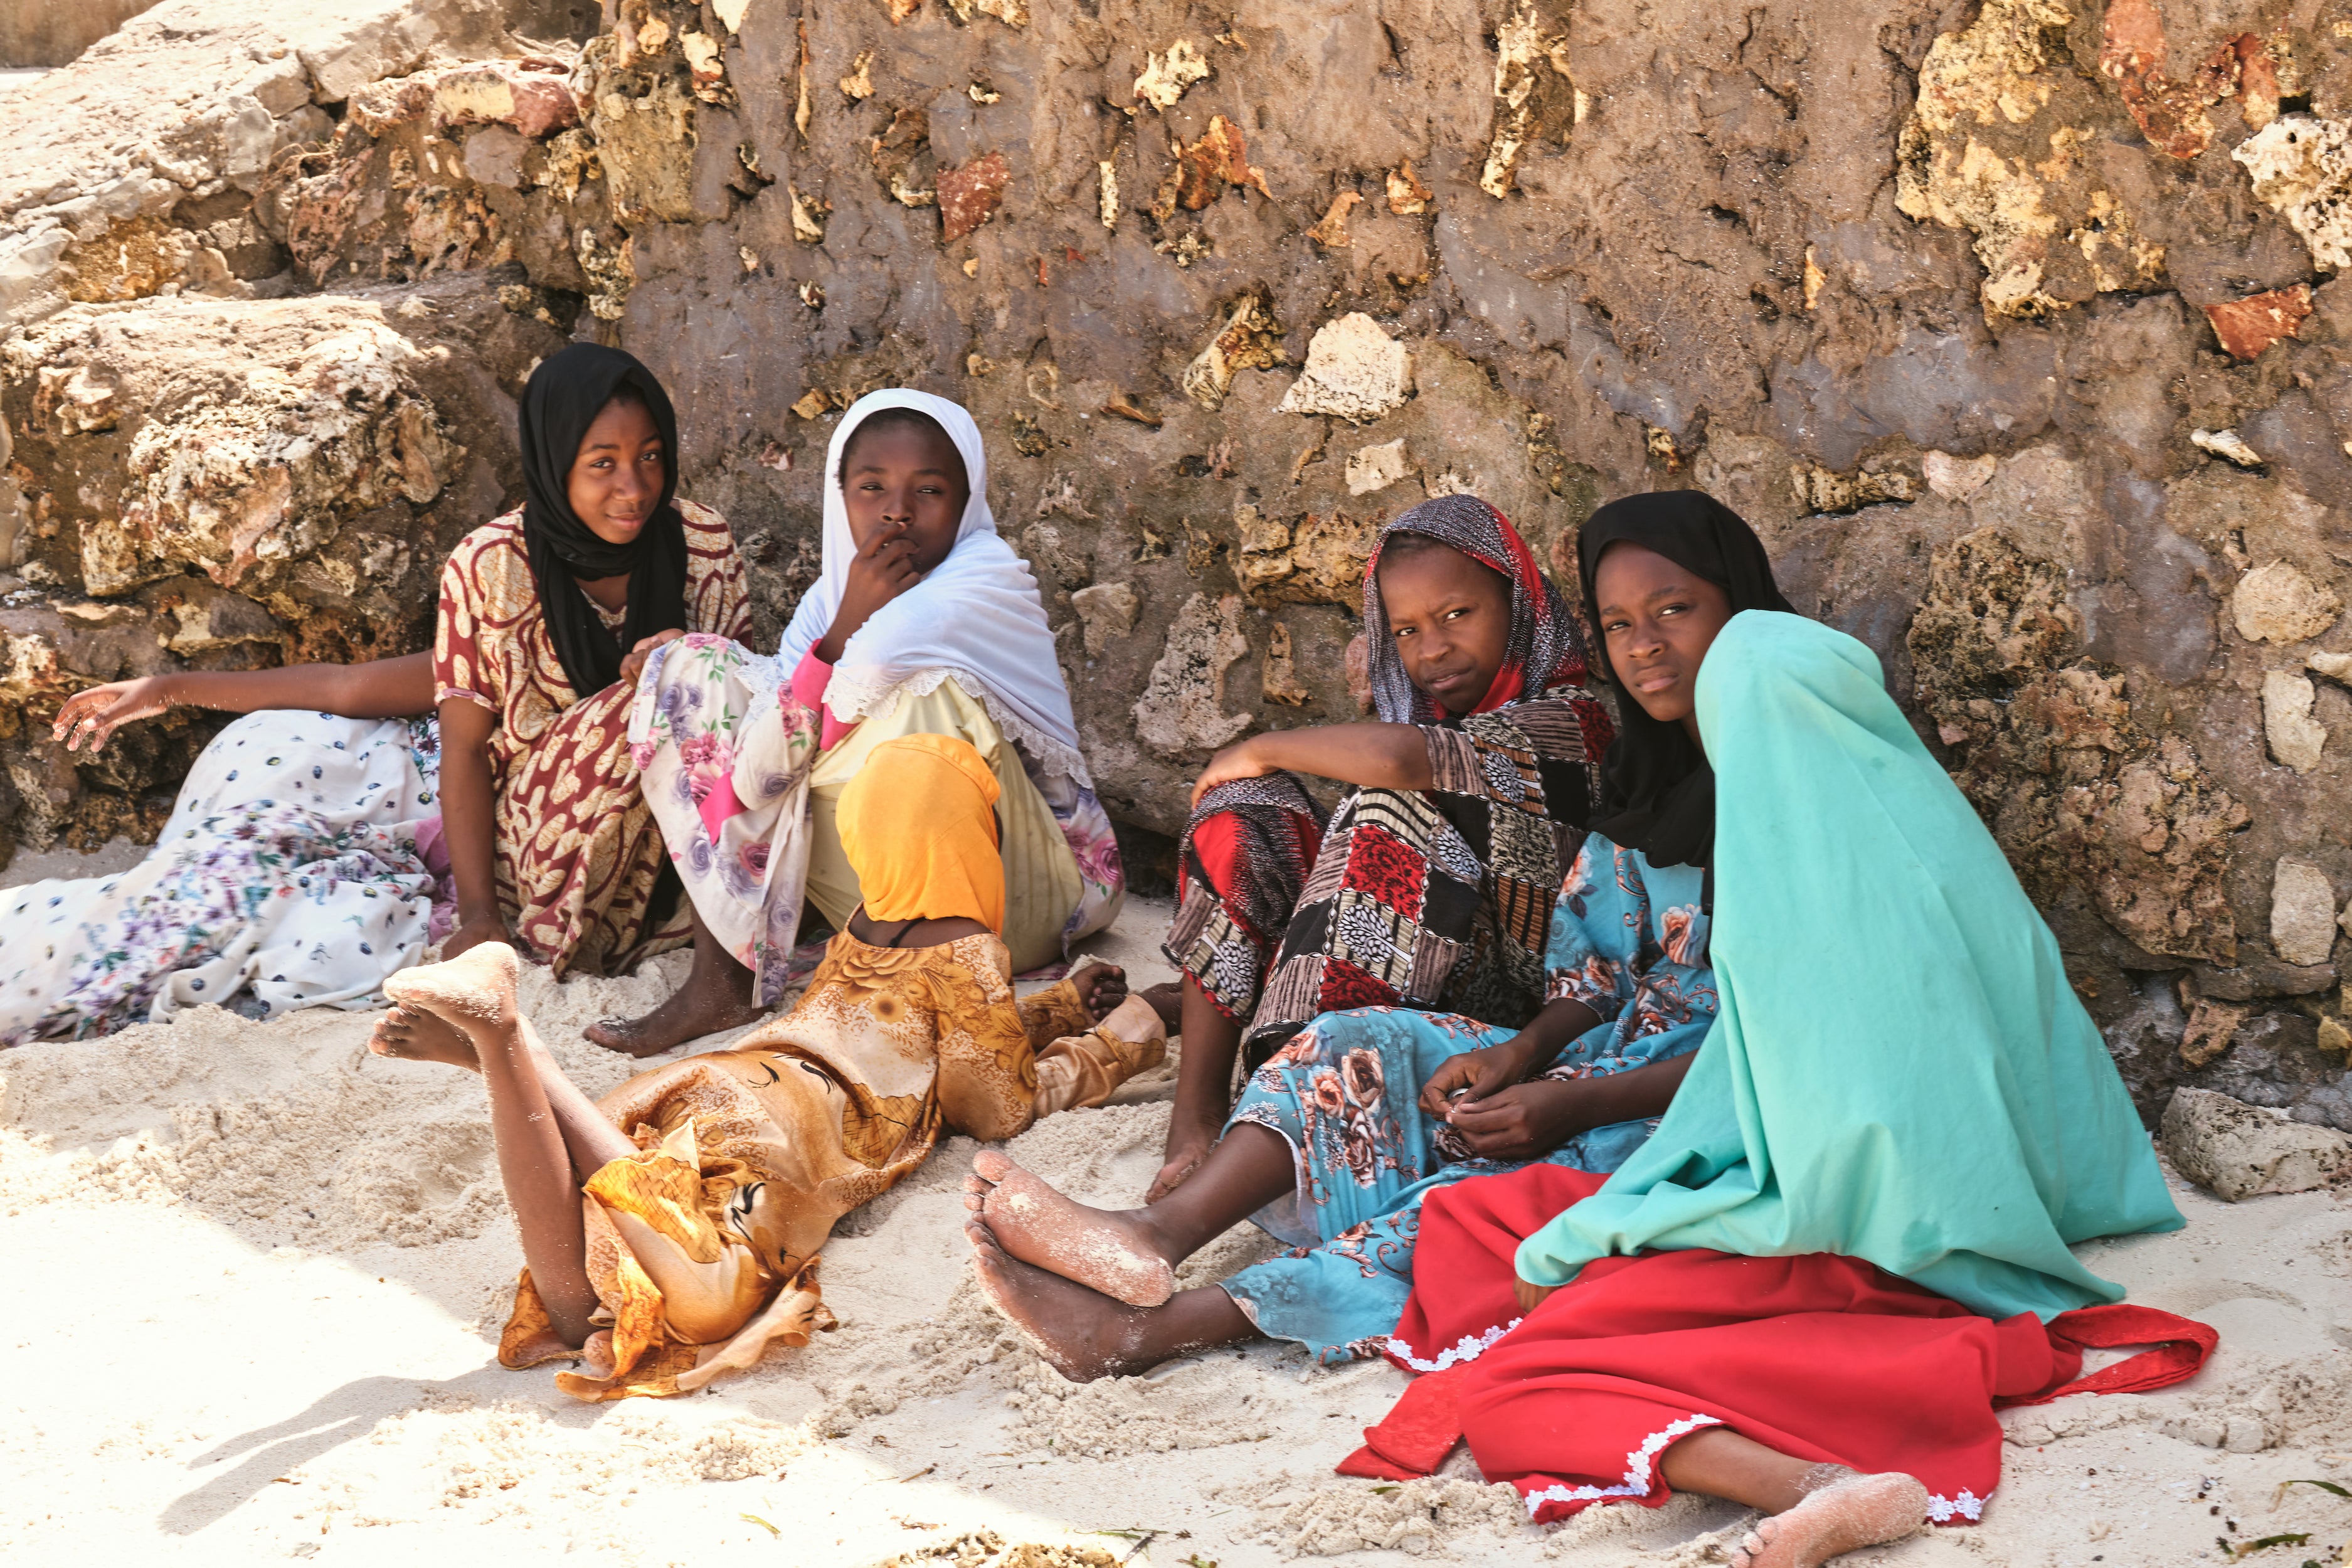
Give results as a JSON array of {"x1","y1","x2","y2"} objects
[
  {"x1": 1242, "y1": 724, "x2": 1432, "y2": 792},
  {"x1": 162, "y1": 652, "x2": 434, "y2": 719},
  {"x1": 1557, "y1": 1052, "x2": 1696, "y2": 1131},
  {"x1": 1508, "y1": 997, "x2": 1604, "y2": 1072}
]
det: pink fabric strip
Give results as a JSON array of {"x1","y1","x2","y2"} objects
[{"x1": 791, "y1": 647, "x2": 852, "y2": 751}]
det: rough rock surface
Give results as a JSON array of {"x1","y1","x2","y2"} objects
[
  {"x1": 2159, "y1": 1085, "x2": 2352, "y2": 1200},
  {"x1": 4, "y1": 0, "x2": 2352, "y2": 1131}
]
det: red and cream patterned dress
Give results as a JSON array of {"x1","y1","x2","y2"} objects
[{"x1": 433, "y1": 500, "x2": 751, "y2": 975}]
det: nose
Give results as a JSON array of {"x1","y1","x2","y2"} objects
[{"x1": 880, "y1": 482, "x2": 915, "y2": 524}]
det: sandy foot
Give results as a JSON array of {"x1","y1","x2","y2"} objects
[
  {"x1": 383, "y1": 940, "x2": 521, "y2": 1040},
  {"x1": 965, "y1": 1219, "x2": 1152, "y2": 1383},
  {"x1": 1729, "y1": 1471, "x2": 1929, "y2": 1568},
  {"x1": 968, "y1": 1150, "x2": 1175, "y2": 1307},
  {"x1": 366, "y1": 1002, "x2": 480, "y2": 1069}
]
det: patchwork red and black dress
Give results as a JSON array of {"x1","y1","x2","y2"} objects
[
  {"x1": 1338, "y1": 1164, "x2": 2217, "y2": 1528},
  {"x1": 1164, "y1": 694, "x2": 1611, "y2": 1067}
]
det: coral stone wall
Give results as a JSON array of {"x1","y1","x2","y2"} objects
[{"x1": 4, "y1": 0, "x2": 2351, "y2": 1130}]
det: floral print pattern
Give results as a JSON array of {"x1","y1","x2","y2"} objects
[
  {"x1": 1219, "y1": 833, "x2": 1717, "y2": 1365},
  {"x1": 630, "y1": 636, "x2": 1120, "y2": 1002},
  {"x1": 628, "y1": 634, "x2": 819, "y2": 1002}
]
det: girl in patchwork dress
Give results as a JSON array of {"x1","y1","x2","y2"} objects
[
  {"x1": 367, "y1": 734, "x2": 1164, "y2": 1401},
  {"x1": 1151, "y1": 495, "x2": 1613, "y2": 1201}
]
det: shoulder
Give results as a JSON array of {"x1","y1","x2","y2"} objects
[
  {"x1": 1480, "y1": 692, "x2": 1613, "y2": 761},
  {"x1": 439, "y1": 511, "x2": 536, "y2": 622},
  {"x1": 444, "y1": 511, "x2": 528, "y2": 576},
  {"x1": 676, "y1": 497, "x2": 736, "y2": 545}
]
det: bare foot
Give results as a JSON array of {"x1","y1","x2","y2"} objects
[
  {"x1": 585, "y1": 971, "x2": 763, "y2": 1058},
  {"x1": 383, "y1": 940, "x2": 522, "y2": 1044},
  {"x1": 368, "y1": 1001, "x2": 480, "y2": 1069},
  {"x1": 1729, "y1": 1471, "x2": 1929, "y2": 1568},
  {"x1": 964, "y1": 1150, "x2": 1175, "y2": 1307},
  {"x1": 966, "y1": 1219, "x2": 1159, "y2": 1382},
  {"x1": 1139, "y1": 981, "x2": 1184, "y2": 1034}
]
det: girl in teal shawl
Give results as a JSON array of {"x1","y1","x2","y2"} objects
[{"x1": 1365, "y1": 496, "x2": 2186, "y2": 1568}]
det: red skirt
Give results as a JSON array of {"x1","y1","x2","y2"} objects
[{"x1": 1341, "y1": 1165, "x2": 2214, "y2": 1527}]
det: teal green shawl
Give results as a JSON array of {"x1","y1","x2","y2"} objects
[{"x1": 1516, "y1": 612, "x2": 2182, "y2": 1321}]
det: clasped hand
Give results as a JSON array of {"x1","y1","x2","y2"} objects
[{"x1": 1416, "y1": 1034, "x2": 1589, "y2": 1163}]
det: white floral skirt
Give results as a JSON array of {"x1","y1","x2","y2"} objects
[
  {"x1": 0, "y1": 711, "x2": 445, "y2": 1045},
  {"x1": 629, "y1": 636, "x2": 1125, "y2": 1002}
]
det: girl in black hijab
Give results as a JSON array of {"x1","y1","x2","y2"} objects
[
  {"x1": 431, "y1": 344, "x2": 760, "y2": 1046},
  {"x1": 517, "y1": 344, "x2": 692, "y2": 697},
  {"x1": 1576, "y1": 490, "x2": 1796, "y2": 874}
]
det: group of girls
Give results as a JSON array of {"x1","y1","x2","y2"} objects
[{"x1": 0, "y1": 341, "x2": 2207, "y2": 1566}]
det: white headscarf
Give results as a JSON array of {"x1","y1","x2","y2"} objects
[{"x1": 775, "y1": 389, "x2": 1091, "y2": 783}]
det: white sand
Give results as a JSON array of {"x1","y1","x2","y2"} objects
[{"x1": 3, "y1": 886, "x2": 2348, "y2": 1567}]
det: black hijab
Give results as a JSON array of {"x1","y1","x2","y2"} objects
[
  {"x1": 519, "y1": 343, "x2": 690, "y2": 698},
  {"x1": 1576, "y1": 490, "x2": 1794, "y2": 871}
]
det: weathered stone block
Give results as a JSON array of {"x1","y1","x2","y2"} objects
[
  {"x1": 2159, "y1": 1086, "x2": 2352, "y2": 1201},
  {"x1": 2269, "y1": 857, "x2": 2338, "y2": 968}
]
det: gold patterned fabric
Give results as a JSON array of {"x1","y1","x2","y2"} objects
[
  {"x1": 500, "y1": 930, "x2": 1159, "y2": 1400},
  {"x1": 433, "y1": 499, "x2": 751, "y2": 975}
]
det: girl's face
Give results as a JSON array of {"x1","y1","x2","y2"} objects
[
  {"x1": 566, "y1": 396, "x2": 667, "y2": 549},
  {"x1": 1376, "y1": 544, "x2": 1513, "y2": 717},
  {"x1": 841, "y1": 420, "x2": 969, "y2": 573},
  {"x1": 1591, "y1": 541, "x2": 1734, "y2": 733}
]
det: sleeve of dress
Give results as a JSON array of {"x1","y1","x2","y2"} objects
[
  {"x1": 1419, "y1": 695, "x2": 1613, "y2": 827},
  {"x1": 790, "y1": 649, "x2": 834, "y2": 712},
  {"x1": 433, "y1": 538, "x2": 498, "y2": 712},
  {"x1": 681, "y1": 501, "x2": 755, "y2": 640},
  {"x1": 1544, "y1": 839, "x2": 1634, "y2": 1021},
  {"x1": 931, "y1": 956, "x2": 1046, "y2": 1142},
  {"x1": 1015, "y1": 978, "x2": 1093, "y2": 1051}
]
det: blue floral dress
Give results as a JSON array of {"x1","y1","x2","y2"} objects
[{"x1": 1219, "y1": 834, "x2": 1717, "y2": 1364}]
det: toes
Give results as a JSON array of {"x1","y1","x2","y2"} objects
[{"x1": 972, "y1": 1149, "x2": 1015, "y2": 1181}]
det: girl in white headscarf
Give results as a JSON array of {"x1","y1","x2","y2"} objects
[{"x1": 602, "y1": 391, "x2": 1124, "y2": 1052}]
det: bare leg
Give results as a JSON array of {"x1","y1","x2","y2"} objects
[
  {"x1": 386, "y1": 943, "x2": 607, "y2": 1344},
  {"x1": 1151, "y1": 976, "x2": 1242, "y2": 1201},
  {"x1": 586, "y1": 899, "x2": 763, "y2": 1057},
  {"x1": 1659, "y1": 1430, "x2": 1927, "y2": 1568},
  {"x1": 967, "y1": 1220, "x2": 1260, "y2": 1381},
  {"x1": 962, "y1": 1122, "x2": 1294, "y2": 1306}
]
